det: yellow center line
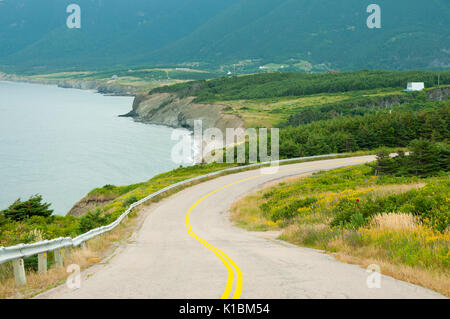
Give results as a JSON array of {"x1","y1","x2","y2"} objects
[{"x1": 185, "y1": 158, "x2": 370, "y2": 299}]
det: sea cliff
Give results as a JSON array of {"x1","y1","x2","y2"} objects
[{"x1": 122, "y1": 92, "x2": 244, "y2": 132}]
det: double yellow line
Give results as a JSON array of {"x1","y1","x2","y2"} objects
[{"x1": 185, "y1": 158, "x2": 369, "y2": 299}]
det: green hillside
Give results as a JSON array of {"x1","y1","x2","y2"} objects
[
  {"x1": 0, "y1": 0, "x2": 448, "y2": 72},
  {"x1": 152, "y1": 0, "x2": 450, "y2": 70}
]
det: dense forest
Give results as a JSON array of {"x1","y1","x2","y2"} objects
[{"x1": 279, "y1": 106, "x2": 449, "y2": 158}]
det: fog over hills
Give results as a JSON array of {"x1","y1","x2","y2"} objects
[{"x1": 0, "y1": 0, "x2": 448, "y2": 72}]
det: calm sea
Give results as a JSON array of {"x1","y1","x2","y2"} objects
[{"x1": 0, "y1": 81, "x2": 190, "y2": 215}]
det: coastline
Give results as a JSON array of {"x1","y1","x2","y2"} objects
[
  {"x1": 0, "y1": 79, "x2": 195, "y2": 216},
  {"x1": 0, "y1": 72, "x2": 136, "y2": 97}
]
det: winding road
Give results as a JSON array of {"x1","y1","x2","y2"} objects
[{"x1": 38, "y1": 156, "x2": 444, "y2": 299}]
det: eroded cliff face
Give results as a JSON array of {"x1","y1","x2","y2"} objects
[
  {"x1": 427, "y1": 86, "x2": 450, "y2": 101},
  {"x1": 0, "y1": 72, "x2": 136, "y2": 96},
  {"x1": 68, "y1": 196, "x2": 114, "y2": 217},
  {"x1": 123, "y1": 93, "x2": 244, "y2": 132}
]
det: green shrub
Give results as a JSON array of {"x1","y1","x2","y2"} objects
[
  {"x1": 349, "y1": 213, "x2": 367, "y2": 230},
  {"x1": 122, "y1": 195, "x2": 139, "y2": 208},
  {"x1": 263, "y1": 197, "x2": 318, "y2": 222},
  {"x1": 78, "y1": 210, "x2": 110, "y2": 233}
]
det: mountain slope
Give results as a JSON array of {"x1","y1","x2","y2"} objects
[
  {"x1": 0, "y1": 0, "x2": 448, "y2": 71},
  {"x1": 151, "y1": 0, "x2": 450, "y2": 70},
  {"x1": 0, "y1": 0, "x2": 239, "y2": 71}
]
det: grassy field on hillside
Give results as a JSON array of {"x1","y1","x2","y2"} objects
[
  {"x1": 231, "y1": 165, "x2": 449, "y2": 296},
  {"x1": 217, "y1": 88, "x2": 407, "y2": 128}
]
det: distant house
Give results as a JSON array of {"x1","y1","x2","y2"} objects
[
  {"x1": 328, "y1": 70, "x2": 340, "y2": 74},
  {"x1": 111, "y1": 75, "x2": 119, "y2": 80},
  {"x1": 404, "y1": 82, "x2": 425, "y2": 92}
]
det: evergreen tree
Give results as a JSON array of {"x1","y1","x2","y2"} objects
[
  {"x1": 408, "y1": 139, "x2": 441, "y2": 177},
  {"x1": 374, "y1": 141, "x2": 448, "y2": 177},
  {"x1": 374, "y1": 149, "x2": 395, "y2": 176},
  {"x1": 3, "y1": 195, "x2": 53, "y2": 221}
]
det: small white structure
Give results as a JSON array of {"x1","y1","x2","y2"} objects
[
  {"x1": 111, "y1": 75, "x2": 119, "y2": 80},
  {"x1": 404, "y1": 82, "x2": 424, "y2": 92}
]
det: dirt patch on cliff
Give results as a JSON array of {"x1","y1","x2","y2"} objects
[{"x1": 68, "y1": 195, "x2": 115, "y2": 217}]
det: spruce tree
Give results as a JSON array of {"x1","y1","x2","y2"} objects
[
  {"x1": 374, "y1": 149, "x2": 395, "y2": 176},
  {"x1": 408, "y1": 139, "x2": 441, "y2": 177},
  {"x1": 3, "y1": 195, "x2": 53, "y2": 221}
]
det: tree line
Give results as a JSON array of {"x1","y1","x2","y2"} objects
[
  {"x1": 151, "y1": 70, "x2": 450, "y2": 102},
  {"x1": 279, "y1": 105, "x2": 449, "y2": 158},
  {"x1": 374, "y1": 140, "x2": 450, "y2": 177}
]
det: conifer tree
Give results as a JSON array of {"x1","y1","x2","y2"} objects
[{"x1": 3, "y1": 195, "x2": 53, "y2": 221}]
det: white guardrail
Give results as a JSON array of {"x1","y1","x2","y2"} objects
[{"x1": 0, "y1": 154, "x2": 339, "y2": 266}]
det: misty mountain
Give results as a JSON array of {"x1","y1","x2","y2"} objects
[{"x1": 0, "y1": 0, "x2": 448, "y2": 72}]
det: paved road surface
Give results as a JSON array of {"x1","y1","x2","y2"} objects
[{"x1": 38, "y1": 156, "x2": 445, "y2": 299}]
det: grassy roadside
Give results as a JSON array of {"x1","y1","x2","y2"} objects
[
  {"x1": 231, "y1": 165, "x2": 449, "y2": 296},
  {"x1": 0, "y1": 209, "x2": 140, "y2": 299}
]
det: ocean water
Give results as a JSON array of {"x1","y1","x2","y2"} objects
[{"x1": 0, "y1": 81, "x2": 190, "y2": 215}]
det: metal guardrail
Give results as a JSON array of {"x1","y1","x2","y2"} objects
[{"x1": 0, "y1": 154, "x2": 339, "y2": 266}]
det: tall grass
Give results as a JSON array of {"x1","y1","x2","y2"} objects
[{"x1": 231, "y1": 165, "x2": 450, "y2": 296}]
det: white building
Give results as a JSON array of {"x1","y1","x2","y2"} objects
[{"x1": 404, "y1": 82, "x2": 425, "y2": 92}]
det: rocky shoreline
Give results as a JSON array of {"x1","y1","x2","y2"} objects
[
  {"x1": 0, "y1": 72, "x2": 136, "y2": 96},
  {"x1": 1, "y1": 72, "x2": 245, "y2": 133},
  {"x1": 121, "y1": 92, "x2": 244, "y2": 132}
]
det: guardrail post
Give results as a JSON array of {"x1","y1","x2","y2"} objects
[
  {"x1": 38, "y1": 253, "x2": 47, "y2": 274},
  {"x1": 12, "y1": 258, "x2": 26, "y2": 286},
  {"x1": 54, "y1": 249, "x2": 63, "y2": 267}
]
